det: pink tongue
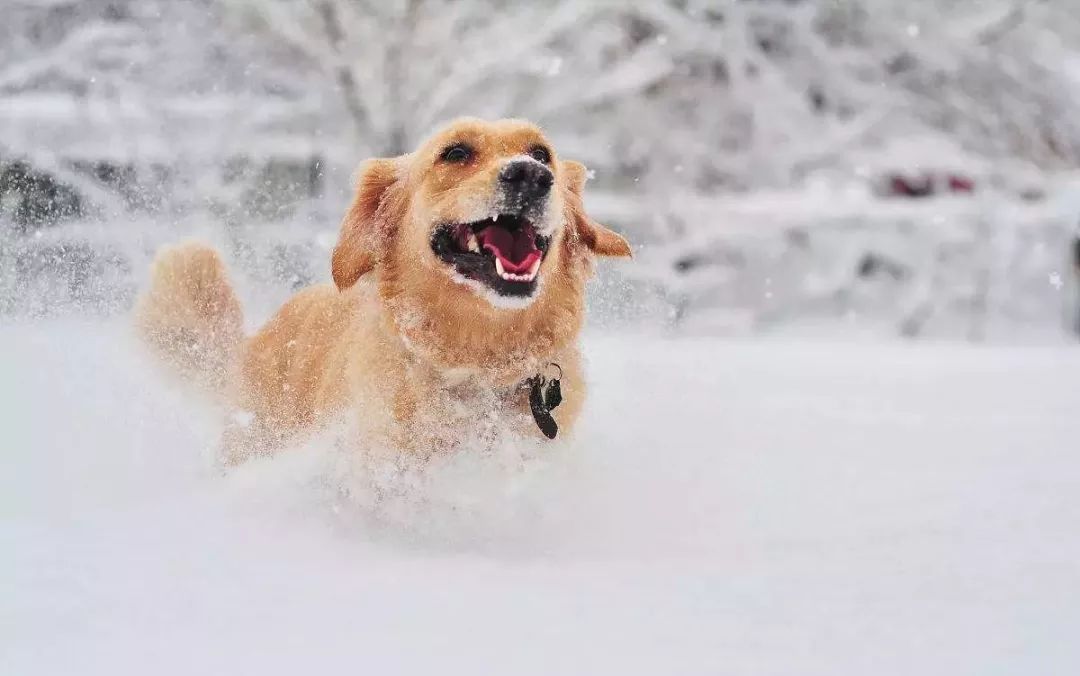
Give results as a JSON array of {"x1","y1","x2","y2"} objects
[{"x1": 477, "y1": 224, "x2": 541, "y2": 274}]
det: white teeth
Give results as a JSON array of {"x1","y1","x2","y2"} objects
[
  {"x1": 467, "y1": 233, "x2": 479, "y2": 253},
  {"x1": 493, "y1": 257, "x2": 540, "y2": 283}
]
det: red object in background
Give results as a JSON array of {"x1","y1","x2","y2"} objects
[
  {"x1": 887, "y1": 172, "x2": 976, "y2": 198},
  {"x1": 947, "y1": 174, "x2": 975, "y2": 193}
]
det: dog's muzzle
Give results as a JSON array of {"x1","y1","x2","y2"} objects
[
  {"x1": 429, "y1": 158, "x2": 556, "y2": 300},
  {"x1": 497, "y1": 159, "x2": 553, "y2": 221}
]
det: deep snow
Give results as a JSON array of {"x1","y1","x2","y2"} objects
[{"x1": 2, "y1": 320, "x2": 1079, "y2": 675}]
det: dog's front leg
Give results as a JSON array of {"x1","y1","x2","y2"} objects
[
  {"x1": 219, "y1": 411, "x2": 287, "y2": 467},
  {"x1": 381, "y1": 383, "x2": 447, "y2": 458}
]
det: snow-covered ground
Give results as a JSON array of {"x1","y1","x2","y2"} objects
[{"x1": 3, "y1": 320, "x2": 1079, "y2": 675}]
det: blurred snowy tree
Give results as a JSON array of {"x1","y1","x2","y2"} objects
[
  {"x1": 597, "y1": 0, "x2": 1080, "y2": 336},
  {"x1": 7, "y1": 0, "x2": 1079, "y2": 208},
  {"x1": 0, "y1": 0, "x2": 321, "y2": 223},
  {"x1": 224, "y1": 0, "x2": 678, "y2": 159}
]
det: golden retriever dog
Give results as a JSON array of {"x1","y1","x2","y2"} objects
[{"x1": 136, "y1": 118, "x2": 631, "y2": 463}]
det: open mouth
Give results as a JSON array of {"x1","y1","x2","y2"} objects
[{"x1": 431, "y1": 214, "x2": 551, "y2": 297}]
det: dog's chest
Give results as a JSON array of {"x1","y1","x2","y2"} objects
[
  {"x1": 416, "y1": 368, "x2": 532, "y2": 446},
  {"x1": 442, "y1": 371, "x2": 523, "y2": 419}
]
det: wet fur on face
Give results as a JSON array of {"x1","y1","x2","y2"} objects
[{"x1": 136, "y1": 118, "x2": 631, "y2": 460}]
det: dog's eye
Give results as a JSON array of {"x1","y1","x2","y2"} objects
[
  {"x1": 528, "y1": 145, "x2": 551, "y2": 164},
  {"x1": 440, "y1": 143, "x2": 473, "y2": 163}
]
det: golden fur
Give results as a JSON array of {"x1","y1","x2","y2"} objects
[{"x1": 135, "y1": 118, "x2": 631, "y2": 462}]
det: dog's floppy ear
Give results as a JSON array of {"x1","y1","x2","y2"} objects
[
  {"x1": 561, "y1": 160, "x2": 632, "y2": 258},
  {"x1": 331, "y1": 157, "x2": 405, "y2": 290}
]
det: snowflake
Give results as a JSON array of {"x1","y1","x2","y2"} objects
[
  {"x1": 1049, "y1": 272, "x2": 1064, "y2": 290},
  {"x1": 230, "y1": 410, "x2": 255, "y2": 428}
]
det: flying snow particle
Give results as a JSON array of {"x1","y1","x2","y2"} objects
[
  {"x1": 1049, "y1": 272, "x2": 1064, "y2": 290},
  {"x1": 231, "y1": 410, "x2": 255, "y2": 428}
]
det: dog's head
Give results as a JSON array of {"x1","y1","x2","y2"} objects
[{"x1": 330, "y1": 118, "x2": 630, "y2": 369}]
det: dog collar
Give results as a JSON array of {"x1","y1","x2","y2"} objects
[{"x1": 526, "y1": 363, "x2": 562, "y2": 439}]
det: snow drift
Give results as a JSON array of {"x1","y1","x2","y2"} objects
[{"x1": 3, "y1": 320, "x2": 1079, "y2": 675}]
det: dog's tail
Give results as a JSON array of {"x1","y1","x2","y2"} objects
[{"x1": 134, "y1": 242, "x2": 244, "y2": 391}]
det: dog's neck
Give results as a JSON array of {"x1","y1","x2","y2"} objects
[
  {"x1": 378, "y1": 289, "x2": 580, "y2": 387},
  {"x1": 385, "y1": 304, "x2": 569, "y2": 386}
]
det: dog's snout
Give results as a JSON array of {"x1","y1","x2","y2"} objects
[{"x1": 499, "y1": 159, "x2": 554, "y2": 199}]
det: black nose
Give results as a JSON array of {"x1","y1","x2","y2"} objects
[{"x1": 499, "y1": 159, "x2": 554, "y2": 200}]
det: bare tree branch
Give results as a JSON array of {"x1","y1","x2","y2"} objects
[{"x1": 315, "y1": 0, "x2": 373, "y2": 149}]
